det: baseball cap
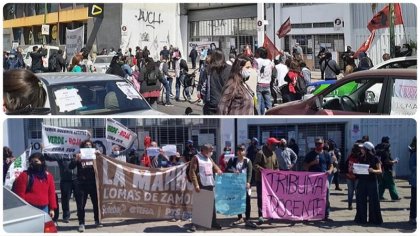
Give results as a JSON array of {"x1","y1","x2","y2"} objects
[
  {"x1": 187, "y1": 140, "x2": 193, "y2": 144},
  {"x1": 252, "y1": 137, "x2": 259, "y2": 143},
  {"x1": 363, "y1": 141, "x2": 375, "y2": 151},
  {"x1": 280, "y1": 138, "x2": 287, "y2": 145},
  {"x1": 267, "y1": 137, "x2": 281, "y2": 145}
]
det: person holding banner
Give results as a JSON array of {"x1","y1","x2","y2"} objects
[
  {"x1": 69, "y1": 139, "x2": 102, "y2": 232},
  {"x1": 354, "y1": 141, "x2": 383, "y2": 225},
  {"x1": 13, "y1": 153, "x2": 57, "y2": 219},
  {"x1": 110, "y1": 144, "x2": 131, "y2": 163},
  {"x1": 303, "y1": 137, "x2": 333, "y2": 221},
  {"x1": 189, "y1": 144, "x2": 223, "y2": 231},
  {"x1": 226, "y1": 144, "x2": 257, "y2": 228},
  {"x1": 254, "y1": 137, "x2": 280, "y2": 225}
]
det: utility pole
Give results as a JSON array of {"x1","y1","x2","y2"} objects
[
  {"x1": 257, "y1": 3, "x2": 265, "y2": 47},
  {"x1": 389, "y1": 3, "x2": 396, "y2": 58}
]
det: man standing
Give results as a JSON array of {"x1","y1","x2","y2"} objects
[
  {"x1": 160, "y1": 46, "x2": 170, "y2": 62},
  {"x1": 303, "y1": 137, "x2": 333, "y2": 221},
  {"x1": 199, "y1": 47, "x2": 208, "y2": 70},
  {"x1": 30, "y1": 45, "x2": 47, "y2": 73},
  {"x1": 247, "y1": 137, "x2": 259, "y2": 184},
  {"x1": 292, "y1": 43, "x2": 303, "y2": 60},
  {"x1": 254, "y1": 137, "x2": 280, "y2": 225},
  {"x1": 275, "y1": 139, "x2": 297, "y2": 171},
  {"x1": 341, "y1": 46, "x2": 356, "y2": 72},
  {"x1": 189, "y1": 144, "x2": 222, "y2": 231},
  {"x1": 183, "y1": 140, "x2": 197, "y2": 162},
  {"x1": 189, "y1": 47, "x2": 198, "y2": 69},
  {"x1": 255, "y1": 47, "x2": 274, "y2": 115},
  {"x1": 376, "y1": 136, "x2": 401, "y2": 201}
]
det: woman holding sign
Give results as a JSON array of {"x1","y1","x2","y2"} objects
[
  {"x1": 69, "y1": 139, "x2": 102, "y2": 232},
  {"x1": 226, "y1": 145, "x2": 257, "y2": 228},
  {"x1": 354, "y1": 141, "x2": 383, "y2": 225}
]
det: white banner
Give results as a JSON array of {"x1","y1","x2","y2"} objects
[
  {"x1": 66, "y1": 26, "x2": 84, "y2": 63},
  {"x1": 106, "y1": 118, "x2": 137, "y2": 148},
  {"x1": 4, "y1": 149, "x2": 30, "y2": 189},
  {"x1": 42, "y1": 124, "x2": 90, "y2": 154}
]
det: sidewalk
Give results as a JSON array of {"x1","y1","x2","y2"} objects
[{"x1": 55, "y1": 179, "x2": 416, "y2": 233}]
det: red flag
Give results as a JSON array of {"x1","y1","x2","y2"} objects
[
  {"x1": 277, "y1": 17, "x2": 291, "y2": 38},
  {"x1": 354, "y1": 30, "x2": 376, "y2": 58},
  {"x1": 367, "y1": 3, "x2": 404, "y2": 32},
  {"x1": 263, "y1": 34, "x2": 282, "y2": 60}
]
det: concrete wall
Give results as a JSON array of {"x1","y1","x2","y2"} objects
[
  {"x1": 187, "y1": 4, "x2": 257, "y2": 22},
  {"x1": 3, "y1": 119, "x2": 26, "y2": 154}
]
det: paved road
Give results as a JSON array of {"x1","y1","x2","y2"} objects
[{"x1": 55, "y1": 179, "x2": 416, "y2": 233}]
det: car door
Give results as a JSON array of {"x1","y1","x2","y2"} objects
[
  {"x1": 384, "y1": 75, "x2": 417, "y2": 115},
  {"x1": 314, "y1": 76, "x2": 387, "y2": 115}
]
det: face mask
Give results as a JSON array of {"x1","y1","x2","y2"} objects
[
  {"x1": 241, "y1": 69, "x2": 251, "y2": 81},
  {"x1": 113, "y1": 151, "x2": 120, "y2": 155},
  {"x1": 206, "y1": 152, "x2": 213, "y2": 158},
  {"x1": 31, "y1": 163, "x2": 43, "y2": 172}
]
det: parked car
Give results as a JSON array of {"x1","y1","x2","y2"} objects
[
  {"x1": 22, "y1": 45, "x2": 63, "y2": 70},
  {"x1": 35, "y1": 73, "x2": 166, "y2": 115},
  {"x1": 371, "y1": 56, "x2": 417, "y2": 69},
  {"x1": 93, "y1": 55, "x2": 113, "y2": 73},
  {"x1": 266, "y1": 69, "x2": 417, "y2": 115},
  {"x1": 3, "y1": 186, "x2": 57, "y2": 233}
]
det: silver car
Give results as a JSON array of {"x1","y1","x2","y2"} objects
[
  {"x1": 36, "y1": 73, "x2": 166, "y2": 115},
  {"x1": 93, "y1": 55, "x2": 114, "y2": 73},
  {"x1": 3, "y1": 187, "x2": 58, "y2": 233}
]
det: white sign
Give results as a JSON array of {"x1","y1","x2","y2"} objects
[
  {"x1": 80, "y1": 148, "x2": 96, "y2": 160},
  {"x1": 353, "y1": 163, "x2": 370, "y2": 175},
  {"x1": 42, "y1": 124, "x2": 90, "y2": 154},
  {"x1": 106, "y1": 118, "x2": 137, "y2": 148},
  {"x1": 54, "y1": 88, "x2": 83, "y2": 112},
  {"x1": 334, "y1": 18, "x2": 343, "y2": 31},
  {"x1": 391, "y1": 97, "x2": 417, "y2": 115},
  {"x1": 162, "y1": 145, "x2": 177, "y2": 157},
  {"x1": 4, "y1": 149, "x2": 29, "y2": 189},
  {"x1": 66, "y1": 26, "x2": 84, "y2": 63},
  {"x1": 146, "y1": 147, "x2": 160, "y2": 157},
  {"x1": 116, "y1": 82, "x2": 141, "y2": 100},
  {"x1": 42, "y1": 24, "x2": 50, "y2": 35},
  {"x1": 192, "y1": 189, "x2": 214, "y2": 229}
]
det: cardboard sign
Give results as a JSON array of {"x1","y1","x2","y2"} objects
[
  {"x1": 262, "y1": 169, "x2": 328, "y2": 221},
  {"x1": 42, "y1": 124, "x2": 90, "y2": 154},
  {"x1": 94, "y1": 156, "x2": 193, "y2": 220},
  {"x1": 192, "y1": 189, "x2": 214, "y2": 229},
  {"x1": 215, "y1": 173, "x2": 246, "y2": 215}
]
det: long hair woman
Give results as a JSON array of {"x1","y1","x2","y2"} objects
[
  {"x1": 217, "y1": 54, "x2": 254, "y2": 115},
  {"x1": 13, "y1": 153, "x2": 57, "y2": 218},
  {"x1": 68, "y1": 54, "x2": 83, "y2": 72}
]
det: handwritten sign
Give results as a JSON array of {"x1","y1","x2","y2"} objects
[
  {"x1": 80, "y1": 148, "x2": 96, "y2": 160},
  {"x1": 162, "y1": 145, "x2": 177, "y2": 157},
  {"x1": 116, "y1": 82, "x2": 141, "y2": 100},
  {"x1": 146, "y1": 147, "x2": 160, "y2": 157},
  {"x1": 353, "y1": 163, "x2": 370, "y2": 175},
  {"x1": 262, "y1": 169, "x2": 328, "y2": 221},
  {"x1": 95, "y1": 155, "x2": 193, "y2": 220},
  {"x1": 54, "y1": 88, "x2": 83, "y2": 112},
  {"x1": 106, "y1": 118, "x2": 137, "y2": 148},
  {"x1": 215, "y1": 173, "x2": 246, "y2": 215},
  {"x1": 66, "y1": 26, "x2": 84, "y2": 64},
  {"x1": 391, "y1": 97, "x2": 417, "y2": 115},
  {"x1": 42, "y1": 123, "x2": 90, "y2": 154}
]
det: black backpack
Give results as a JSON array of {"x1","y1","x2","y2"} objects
[
  {"x1": 48, "y1": 54, "x2": 58, "y2": 72},
  {"x1": 145, "y1": 69, "x2": 159, "y2": 86}
]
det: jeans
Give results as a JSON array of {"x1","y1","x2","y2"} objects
[
  {"x1": 35, "y1": 205, "x2": 49, "y2": 214},
  {"x1": 256, "y1": 85, "x2": 272, "y2": 115},
  {"x1": 76, "y1": 183, "x2": 99, "y2": 225},
  {"x1": 167, "y1": 76, "x2": 173, "y2": 95},
  {"x1": 159, "y1": 76, "x2": 171, "y2": 103},
  {"x1": 175, "y1": 77, "x2": 181, "y2": 100},
  {"x1": 347, "y1": 179, "x2": 357, "y2": 206}
]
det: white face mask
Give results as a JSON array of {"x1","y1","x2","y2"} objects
[
  {"x1": 113, "y1": 150, "x2": 120, "y2": 155},
  {"x1": 241, "y1": 68, "x2": 251, "y2": 81},
  {"x1": 206, "y1": 152, "x2": 213, "y2": 158}
]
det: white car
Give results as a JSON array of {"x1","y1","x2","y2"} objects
[
  {"x1": 35, "y1": 73, "x2": 166, "y2": 115},
  {"x1": 93, "y1": 55, "x2": 114, "y2": 73},
  {"x1": 371, "y1": 56, "x2": 416, "y2": 69}
]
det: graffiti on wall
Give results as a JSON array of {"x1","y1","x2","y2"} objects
[{"x1": 134, "y1": 9, "x2": 164, "y2": 29}]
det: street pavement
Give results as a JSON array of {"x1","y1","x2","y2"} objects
[{"x1": 55, "y1": 178, "x2": 416, "y2": 233}]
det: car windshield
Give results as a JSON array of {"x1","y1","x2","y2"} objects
[
  {"x1": 95, "y1": 57, "x2": 113, "y2": 64},
  {"x1": 3, "y1": 188, "x2": 26, "y2": 210},
  {"x1": 48, "y1": 80, "x2": 151, "y2": 115}
]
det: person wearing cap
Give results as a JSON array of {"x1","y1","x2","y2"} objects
[
  {"x1": 275, "y1": 138, "x2": 297, "y2": 171},
  {"x1": 354, "y1": 141, "x2": 383, "y2": 225},
  {"x1": 183, "y1": 140, "x2": 197, "y2": 163},
  {"x1": 226, "y1": 144, "x2": 257, "y2": 228},
  {"x1": 345, "y1": 142, "x2": 362, "y2": 210},
  {"x1": 303, "y1": 137, "x2": 333, "y2": 221},
  {"x1": 254, "y1": 137, "x2": 279, "y2": 225},
  {"x1": 375, "y1": 136, "x2": 401, "y2": 201}
]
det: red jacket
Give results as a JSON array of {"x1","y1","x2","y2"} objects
[{"x1": 13, "y1": 171, "x2": 57, "y2": 210}]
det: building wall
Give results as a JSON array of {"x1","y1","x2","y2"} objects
[{"x1": 187, "y1": 4, "x2": 257, "y2": 22}]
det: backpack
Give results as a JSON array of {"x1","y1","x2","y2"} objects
[
  {"x1": 145, "y1": 69, "x2": 159, "y2": 86},
  {"x1": 295, "y1": 76, "x2": 306, "y2": 95},
  {"x1": 48, "y1": 54, "x2": 58, "y2": 72}
]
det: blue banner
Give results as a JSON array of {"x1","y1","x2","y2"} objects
[{"x1": 215, "y1": 173, "x2": 246, "y2": 215}]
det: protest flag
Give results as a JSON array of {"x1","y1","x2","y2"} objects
[
  {"x1": 263, "y1": 34, "x2": 282, "y2": 60},
  {"x1": 106, "y1": 118, "x2": 137, "y2": 148},
  {"x1": 367, "y1": 3, "x2": 404, "y2": 32},
  {"x1": 277, "y1": 17, "x2": 291, "y2": 38},
  {"x1": 4, "y1": 148, "x2": 30, "y2": 189},
  {"x1": 354, "y1": 30, "x2": 376, "y2": 58}
]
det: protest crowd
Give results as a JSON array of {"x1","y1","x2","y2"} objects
[{"x1": 3, "y1": 120, "x2": 417, "y2": 232}]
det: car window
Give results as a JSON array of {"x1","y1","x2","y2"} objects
[
  {"x1": 3, "y1": 188, "x2": 26, "y2": 210},
  {"x1": 379, "y1": 59, "x2": 417, "y2": 69},
  {"x1": 390, "y1": 78, "x2": 417, "y2": 115},
  {"x1": 95, "y1": 57, "x2": 113, "y2": 64},
  {"x1": 48, "y1": 81, "x2": 151, "y2": 115}
]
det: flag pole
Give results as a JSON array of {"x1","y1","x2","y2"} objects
[{"x1": 389, "y1": 3, "x2": 396, "y2": 58}]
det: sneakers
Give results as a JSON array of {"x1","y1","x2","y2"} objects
[
  {"x1": 95, "y1": 221, "x2": 103, "y2": 227},
  {"x1": 78, "y1": 224, "x2": 85, "y2": 232},
  {"x1": 231, "y1": 218, "x2": 245, "y2": 225},
  {"x1": 169, "y1": 94, "x2": 175, "y2": 98},
  {"x1": 188, "y1": 225, "x2": 196, "y2": 232},
  {"x1": 335, "y1": 187, "x2": 343, "y2": 191},
  {"x1": 164, "y1": 102, "x2": 174, "y2": 106},
  {"x1": 348, "y1": 204, "x2": 353, "y2": 210},
  {"x1": 257, "y1": 217, "x2": 265, "y2": 225},
  {"x1": 63, "y1": 218, "x2": 70, "y2": 223},
  {"x1": 175, "y1": 98, "x2": 180, "y2": 102},
  {"x1": 245, "y1": 220, "x2": 257, "y2": 228},
  {"x1": 392, "y1": 197, "x2": 402, "y2": 201}
]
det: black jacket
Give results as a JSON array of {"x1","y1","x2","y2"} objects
[
  {"x1": 44, "y1": 154, "x2": 77, "y2": 181},
  {"x1": 30, "y1": 48, "x2": 47, "y2": 72},
  {"x1": 69, "y1": 158, "x2": 96, "y2": 184}
]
